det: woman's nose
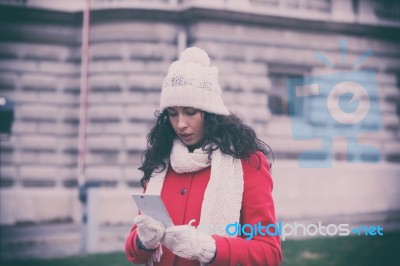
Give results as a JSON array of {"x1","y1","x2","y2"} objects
[{"x1": 177, "y1": 115, "x2": 188, "y2": 129}]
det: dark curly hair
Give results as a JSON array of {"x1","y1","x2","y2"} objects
[{"x1": 139, "y1": 110, "x2": 273, "y2": 187}]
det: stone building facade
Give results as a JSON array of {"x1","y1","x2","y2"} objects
[{"x1": 0, "y1": 0, "x2": 399, "y2": 226}]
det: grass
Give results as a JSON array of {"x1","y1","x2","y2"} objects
[
  {"x1": 1, "y1": 231, "x2": 399, "y2": 266},
  {"x1": 0, "y1": 252, "x2": 136, "y2": 266},
  {"x1": 281, "y1": 230, "x2": 400, "y2": 266}
]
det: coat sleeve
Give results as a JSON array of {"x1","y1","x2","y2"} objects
[{"x1": 209, "y1": 152, "x2": 282, "y2": 266}]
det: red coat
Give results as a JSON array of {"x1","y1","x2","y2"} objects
[{"x1": 125, "y1": 152, "x2": 282, "y2": 265}]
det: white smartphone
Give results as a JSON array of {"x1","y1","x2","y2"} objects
[{"x1": 131, "y1": 193, "x2": 174, "y2": 227}]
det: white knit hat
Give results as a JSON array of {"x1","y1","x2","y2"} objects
[{"x1": 160, "y1": 47, "x2": 229, "y2": 115}]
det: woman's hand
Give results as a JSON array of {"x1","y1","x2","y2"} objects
[
  {"x1": 162, "y1": 225, "x2": 216, "y2": 263},
  {"x1": 134, "y1": 215, "x2": 165, "y2": 250}
]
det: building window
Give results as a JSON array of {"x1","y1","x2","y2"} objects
[
  {"x1": 373, "y1": 0, "x2": 400, "y2": 22},
  {"x1": 268, "y1": 71, "x2": 305, "y2": 117}
]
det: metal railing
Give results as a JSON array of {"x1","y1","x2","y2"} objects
[{"x1": 249, "y1": 0, "x2": 331, "y2": 13}]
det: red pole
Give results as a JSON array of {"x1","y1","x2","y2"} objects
[
  {"x1": 78, "y1": 0, "x2": 92, "y2": 253},
  {"x1": 78, "y1": 0, "x2": 91, "y2": 189}
]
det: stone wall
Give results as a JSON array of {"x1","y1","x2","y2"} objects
[{"x1": 0, "y1": 2, "x2": 399, "y2": 225}]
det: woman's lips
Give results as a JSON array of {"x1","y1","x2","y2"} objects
[{"x1": 180, "y1": 133, "x2": 193, "y2": 141}]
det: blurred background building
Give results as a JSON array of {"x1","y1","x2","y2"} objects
[{"x1": 0, "y1": 0, "x2": 399, "y2": 258}]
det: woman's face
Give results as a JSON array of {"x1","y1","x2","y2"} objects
[{"x1": 167, "y1": 106, "x2": 205, "y2": 146}]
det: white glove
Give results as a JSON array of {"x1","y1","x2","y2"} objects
[
  {"x1": 162, "y1": 225, "x2": 216, "y2": 263},
  {"x1": 134, "y1": 215, "x2": 165, "y2": 250}
]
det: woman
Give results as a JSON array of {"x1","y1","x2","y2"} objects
[{"x1": 125, "y1": 47, "x2": 282, "y2": 265}]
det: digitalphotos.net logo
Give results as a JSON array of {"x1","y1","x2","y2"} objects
[
  {"x1": 225, "y1": 221, "x2": 384, "y2": 241},
  {"x1": 189, "y1": 220, "x2": 384, "y2": 241},
  {"x1": 287, "y1": 39, "x2": 382, "y2": 168}
]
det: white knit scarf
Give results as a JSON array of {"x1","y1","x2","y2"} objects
[{"x1": 145, "y1": 138, "x2": 244, "y2": 264}]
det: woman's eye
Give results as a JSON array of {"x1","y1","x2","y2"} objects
[
  {"x1": 168, "y1": 112, "x2": 177, "y2": 117},
  {"x1": 186, "y1": 109, "x2": 198, "y2": 116}
]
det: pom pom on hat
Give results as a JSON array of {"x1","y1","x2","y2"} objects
[
  {"x1": 160, "y1": 47, "x2": 229, "y2": 116},
  {"x1": 179, "y1": 47, "x2": 210, "y2": 66}
]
